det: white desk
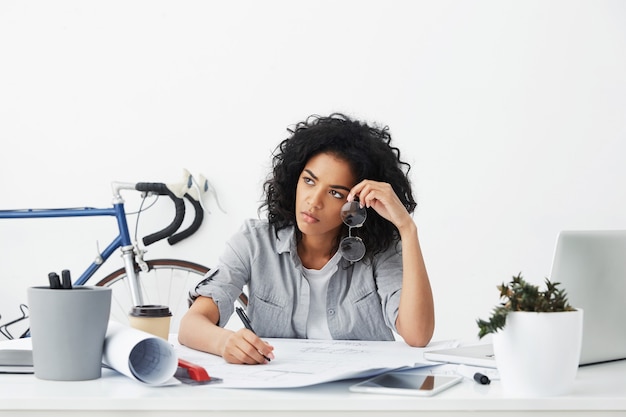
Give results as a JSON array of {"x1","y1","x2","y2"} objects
[{"x1": 0, "y1": 359, "x2": 625, "y2": 416}]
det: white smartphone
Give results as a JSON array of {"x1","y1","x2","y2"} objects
[{"x1": 349, "y1": 371, "x2": 463, "y2": 397}]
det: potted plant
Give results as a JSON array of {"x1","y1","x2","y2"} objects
[{"x1": 476, "y1": 273, "x2": 583, "y2": 397}]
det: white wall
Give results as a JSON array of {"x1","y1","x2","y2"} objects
[{"x1": 1, "y1": 0, "x2": 625, "y2": 343}]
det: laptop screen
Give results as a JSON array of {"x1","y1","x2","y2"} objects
[{"x1": 549, "y1": 230, "x2": 626, "y2": 365}]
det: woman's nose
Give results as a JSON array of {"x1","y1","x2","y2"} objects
[{"x1": 308, "y1": 189, "x2": 324, "y2": 209}]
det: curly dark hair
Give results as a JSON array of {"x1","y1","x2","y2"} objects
[{"x1": 260, "y1": 113, "x2": 417, "y2": 261}]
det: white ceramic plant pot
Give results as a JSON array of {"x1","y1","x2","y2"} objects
[{"x1": 492, "y1": 309, "x2": 583, "y2": 397}]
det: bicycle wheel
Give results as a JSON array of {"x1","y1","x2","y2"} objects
[{"x1": 94, "y1": 259, "x2": 209, "y2": 334}]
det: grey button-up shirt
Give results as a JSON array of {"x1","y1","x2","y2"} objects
[{"x1": 193, "y1": 219, "x2": 404, "y2": 341}]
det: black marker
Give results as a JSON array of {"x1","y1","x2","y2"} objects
[
  {"x1": 235, "y1": 307, "x2": 271, "y2": 362},
  {"x1": 472, "y1": 372, "x2": 491, "y2": 385},
  {"x1": 48, "y1": 272, "x2": 61, "y2": 289},
  {"x1": 457, "y1": 364, "x2": 491, "y2": 385},
  {"x1": 61, "y1": 269, "x2": 73, "y2": 289}
]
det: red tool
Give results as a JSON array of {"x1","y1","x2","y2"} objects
[{"x1": 176, "y1": 358, "x2": 222, "y2": 385}]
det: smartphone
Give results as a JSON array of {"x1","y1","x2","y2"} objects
[{"x1": 349, "y1": 371, "x2": 463, "y2": 397}]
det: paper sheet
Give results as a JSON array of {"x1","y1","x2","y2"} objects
[
  {"x1": 173, "y1": 338, "x2": 445, "y2": 388},
  {"x1": 102, "y1": 321, "x2": 178, "y2": 385}
]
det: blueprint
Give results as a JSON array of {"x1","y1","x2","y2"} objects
[{"x1": 173, "y1": 337, "x2": 443, "y2": 388}]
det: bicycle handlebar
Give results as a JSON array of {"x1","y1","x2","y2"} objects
[
  {"x1": 167, "y1": 193, "x2": 204, "y2": 245},
  {"x1": 112, "y1": 176, "x2": 206, "y2": 246},
  {"x1": 135, "y1": 182, "x2": 185, "y2": 246},
  {"x1": 134, "y1": 182, "x2": 203, "y2": 246}
]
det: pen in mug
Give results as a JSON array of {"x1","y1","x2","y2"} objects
[
  {"x1": 61, "y1": 269, "x2": 73, "y2": 289},
  {"x1": 48, "y1": 270, "x2": 73, "y2": 289},
  {"x1": 48, "y1": 272, "x2": 61, "y2": 289},
  {"x1": 235, "y1": 307, "x2": 271, "y2": 362}
]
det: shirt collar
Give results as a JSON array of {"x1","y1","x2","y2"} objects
[
  {"x1": 276, "y1": 224, "x2": 349, "y2": 269},
  {"x1": 276, "y1": 224, "x2": 297, "y2": 254}
]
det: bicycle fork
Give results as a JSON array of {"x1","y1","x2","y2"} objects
[{"x1": 120, "y1": 245, "x2": 144, "y2": 306}]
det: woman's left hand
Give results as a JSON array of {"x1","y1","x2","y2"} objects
[{"x1": 348, "y1": 180, "x2": 413, "y2": 231}]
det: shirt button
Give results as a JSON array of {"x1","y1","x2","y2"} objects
[{"x1": 328, "y1": 309, "x2": 335, "y2": 315}]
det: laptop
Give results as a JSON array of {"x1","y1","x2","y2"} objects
[
  {"x1": 425, "y1": 230, "x2": 626, "y2": 368},
  {"x1": 424, "y1": 343, "x2": 496, "y2": 368}
]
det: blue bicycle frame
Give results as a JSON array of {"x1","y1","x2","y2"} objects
[
  {"x1": 0, "y1": 199, "x2": 143, "y2": 305},
  {"x1": 1, "y1": 177, "x2": 204, "y2": 310}
]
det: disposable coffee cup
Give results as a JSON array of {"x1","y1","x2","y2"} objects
[
  {"x1": 128, "y1": 305, "x2": 172, "y2": 340},
  {"x1": 27, "y1": 285, "x2": 112, "y2": 381}
]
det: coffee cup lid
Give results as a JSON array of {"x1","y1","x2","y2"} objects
[{"x1": 129, "y1": 305, "x2": 172, "y2": 317}]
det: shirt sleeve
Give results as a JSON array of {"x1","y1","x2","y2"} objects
[
  {"x1": 192, "y1": 222, "x2": 254, "y2": 327},
  {"x1": 372, "y1": 242, "x2": 404, "y2": 333}
]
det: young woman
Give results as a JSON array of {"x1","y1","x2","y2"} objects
[{"x1": 178, "y1": 113, "x2": 434, "y2": 364}]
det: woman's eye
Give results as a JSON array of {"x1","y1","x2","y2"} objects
[
  {"x1": 303, "y1": 177, "x2": 314, "y2": 185},
  {"x1": 330, "y1": 190, "x2": 345, "y2": 199}
]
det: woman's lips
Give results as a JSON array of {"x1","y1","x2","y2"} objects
[{"x1": 301, "y1": 211, "x2": 319, "y2": 224}]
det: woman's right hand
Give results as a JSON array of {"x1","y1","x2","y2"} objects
[
  {"x1": 221, "y1": 328, "x2": 275, "y2": 364},
  {"x1": 179, "y1": 296, "x2": 274, "y2": 364}
]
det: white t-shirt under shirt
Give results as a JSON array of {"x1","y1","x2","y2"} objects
[{"x1": 302, "y1": 251, "x2": 342, "y2": 339}]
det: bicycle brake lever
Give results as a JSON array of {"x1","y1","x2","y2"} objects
[
  {"x1": 194, "y1": 174, "x2": 227, "y2": 214},
  {"x1": 134, "y1": 246, "x2": 149, "y2": 273}
]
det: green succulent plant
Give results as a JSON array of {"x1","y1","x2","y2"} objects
[{"x1": 476, "y1": 272, "x2": 575, "y2": 339}]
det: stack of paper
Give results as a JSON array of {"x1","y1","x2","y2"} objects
[{"x1": 0, "y1": 348, "x2": 33, "y2": 374}]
